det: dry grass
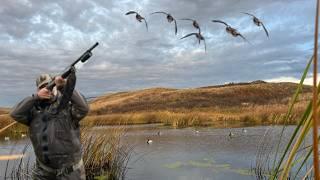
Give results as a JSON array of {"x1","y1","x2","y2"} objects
[
  {"x1": 0, "y1": 107, "x2": 13, "y2": 127},
  {"x1": 84, "y1": 82, "x2": 312, "y2": 128},
  {"x1": 5, "y1": 127, "x2": 131, "y2": 180},
  {"x1": 89, "y1": 82, "x2": 311, "y2": 115},
  {"x1": 83, "y1": 101, "x2": 309, "y2": 128},
  {"x1": 0, "y1": 114, "x2": 27, "y2": 137},
  {"x1": 81, "y1": 127, "x2": 131, "y2": 180},
  {"x1": 0, "y1": 114, "x2": 14, "y2": 129},
  {"x1": 0, "y1": 107, "x2": 10, "y2": 115}
]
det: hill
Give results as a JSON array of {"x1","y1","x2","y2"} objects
[
  {"x1": 85, "y1": 81, "x2": 312, "y2": 127},
  {"x1": 89, "y1": 81, "x2": 311, "y2": 114}
]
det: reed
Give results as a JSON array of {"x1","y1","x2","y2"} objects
[
  {"x1": 266, "y1": 0, "x2": 320, "y2": 179},
  {"x1": 81, "y1": 126, "x2": 132, "y2": 180},
  {"x1": 4, "y1": 126, "x2": 131, "y2": 180},
  {"x1": 258, "y1": 2, "x2": 320, "y2": 178},
  {"x1": 252, "y1": 56, "x2": 316, "y2": 179},
  {"x1": 82, "y1": 104, "x2": 307, "y2": 129}
]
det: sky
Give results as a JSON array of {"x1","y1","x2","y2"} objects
[{"x1": 0, "y1": 0, "x2": 317, "y2": 107}]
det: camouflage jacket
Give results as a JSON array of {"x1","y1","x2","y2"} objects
[{"x1": 10, "y1": 71, "x2": 89, "y2": 169}]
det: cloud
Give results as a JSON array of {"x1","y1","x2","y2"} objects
[
  {"x1": 265, "y1": 74, "x2": 319, "y2": 86},
  {"x1": 0, "y1": 0, "x2": 316, "y2": 107}
]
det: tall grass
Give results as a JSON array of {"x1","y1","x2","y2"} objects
[
  {"x1": 83, "y1": 104, "x2": 307, "y2": 129},
  {"x1": 313, "y1": 0, "x2": 320, "y2": 178},
  {"x1": 81, "y1": 126, "x2": 132, "y2": 180},
  {"x1": 267, "y1": 0, "x2": 320, "y2": 179},
  {"x1": 2, "y1": 141, "x2": 34, "y2": 180},
  {"x1": 252, "y1": 56, "x2": 316, "y2": 179},
  {"x1": 0, "y1": 114, "x2": 15, "y2": 129},
  {"x1": 251, "y1": 57, "x2": 315, "y2": 179},
  {"x1": 4, "y1": 127, "x2": 131, "y2": 180}
]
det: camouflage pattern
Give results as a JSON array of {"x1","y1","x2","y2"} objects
[
  {"x1": 10, "y1": 70, "x2": 89, "y2": 179},
  {"x1": 36, "y1": 74, "x2": 52, "y2": 89},
  {"x1": 32, "y1": 159, "x2": 86, "y2": 180}
]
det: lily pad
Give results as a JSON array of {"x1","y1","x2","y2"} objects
[{"x1": 164, "y1": 161, "x2": 183, "y2": 169}]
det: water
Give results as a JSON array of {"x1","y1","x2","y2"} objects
[
  {"x1": 0, "y1": 125, "x2": 309, "y2": 180},
  {"x1": 121, "y1": 125, "x2": 281, "y2": 180}
]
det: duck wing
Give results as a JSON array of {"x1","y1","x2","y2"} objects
[
  {"x1": 150, "y1": 11, "x2": 168, "y2": 15},
  {"x1": 180, "y1": 18, "x2": 194, "y2": 22},
  {"x1": 242, "y1": 12, "x2": 256, "y2": 18},
  {"x1": 211, "y1": 20, "x2": 229, "y2": 27},
  {"x1": 238, "y1": 33, "x2": 251, "y2": 44},
  {"x1": 203, "y1": 39, "x2": 207, "y2": 52},
  {"x1": 125, "y1": 11, "x2": 137, "y2": 15},
  {"x1": 174, "y1": 19, "x2": 178, "y2": 35},
  {"x1": 142, "y1": 18, "x2": 148, "y2": 31},
  {"x1": 261, "y1": 22, "x2": 269, "y2": 37},
  {"x1": 180, "y1": 33, "x2": 197, "y2": 40}
]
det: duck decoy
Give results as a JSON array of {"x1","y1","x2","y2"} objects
[
  {"x1": 151, "y1": 11, "x2": 177, "y2": 35},
  {"x1": 242, "y1": 128, "x2": 247, "y2": 133},
  {"x1": 228, "y1": 131, "x2": 235, "y2": 138},
  {"x1": 242, "y1": 12, "x2": 269, "y2": 37},
  {"x1": 147, "y1": 139, "x2": 153, "y2": 144},
  {"x1": 180, "y1": 18, "x2": 201, "y2": 33},
  {"x1": 125, "y1": 11, "x2": 148, "y2": 31},
  {"x1": 181, "y1": 32, "x2": 206, "y2": 51},
  {"x1": 212, "y1": 20, "x2": 250, "y2": 43}
]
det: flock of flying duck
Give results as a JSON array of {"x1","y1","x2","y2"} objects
[{"x1": 125, "y1": 11, "x2": 269, "y2": 51}]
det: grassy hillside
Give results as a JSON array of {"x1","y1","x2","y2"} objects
[
  {"x1": 85, "y1": 81, "x2": 312, "y2": 127},
  {"x1": 0, "y1": 108, "x2": 10, "y2": 115},
  {"x1": 0, "y1": 81, "x2": 313, "y2": 128},
  {"x1": 0, "y1": 108, "x2": 15, "y2": 132},
  {"x1": 90, "y1": 82, "x2": 311, "y2": 114}
]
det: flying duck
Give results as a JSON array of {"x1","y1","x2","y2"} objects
[
  {"x1": 242, "y1": 12, "x2": 269, "y2": 37},
  {"x1": 180, "y1": 18, "x2": 201, "y2": 33},
  {"x1": 181, "y1": 32, "x2": 206, "y2": 51},
  {"x1": 125, "y1": 11, "x2": 148, "y2": 31},
  {"x1": 151, "y1": 11, "x2": 178, "y2": 35},
  {"x1": 212, "y1": 20, "x2": 250, "y2": 43}
]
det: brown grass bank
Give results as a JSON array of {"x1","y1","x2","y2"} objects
[
  {"x1": 84, "y1": 81, "x2": 312, "y2": 128},
  {"x1": 83, "y1": 103, "x2": 308, "y2": 128}
]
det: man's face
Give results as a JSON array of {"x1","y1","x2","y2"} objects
[
  {"x1": 37, "y1": 83, "x2": 48, "y2": 92},
  {"x1": 37, "y1": 83, "x2": 54, "y2": 101}
]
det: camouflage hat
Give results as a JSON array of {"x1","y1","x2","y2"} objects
[{"x1": 36, "y1": 74, "x2": 52, "y2": 89}]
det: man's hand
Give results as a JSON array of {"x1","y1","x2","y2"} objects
[
  {"x1": 37, "y1": 88, "x2": 53, "y2": 100},
  {"x1": 54, "y1": 76, "x2": 66, "y2": 88}
]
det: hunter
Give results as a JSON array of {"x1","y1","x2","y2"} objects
[{"x1": 10, "y1": 67, "x2": 89, "y2": 180}]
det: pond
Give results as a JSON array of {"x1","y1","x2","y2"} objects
[{"x1": 0, "y1": 125, "x2": 310, "y2": 180}]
